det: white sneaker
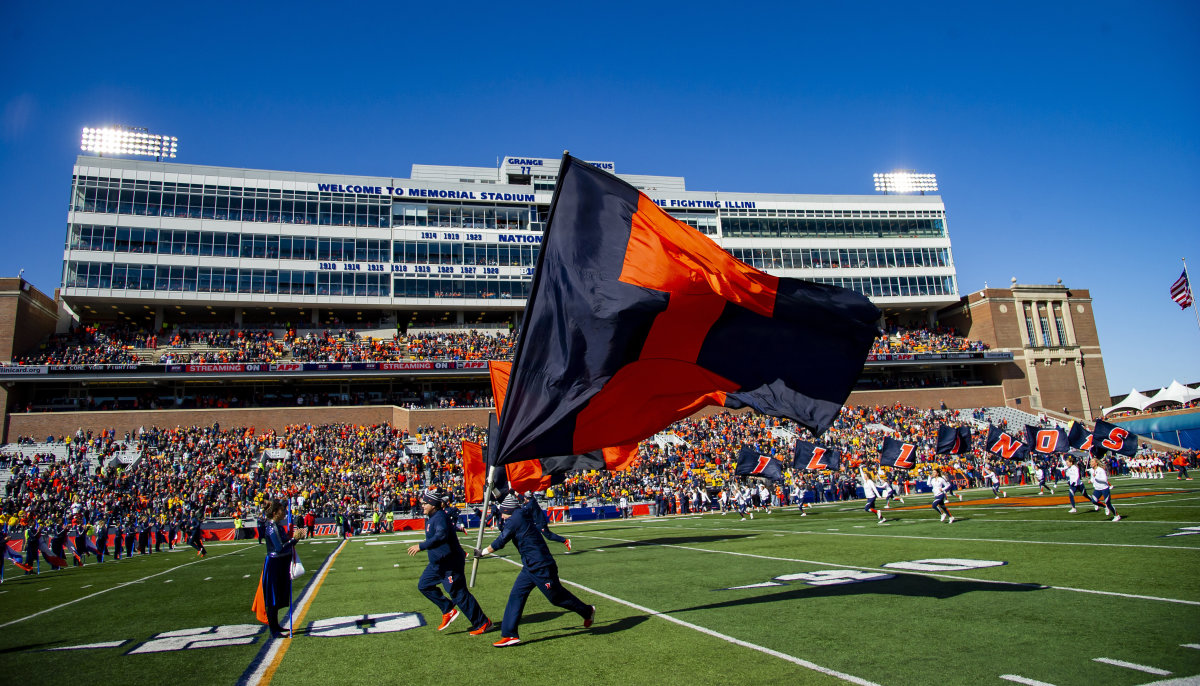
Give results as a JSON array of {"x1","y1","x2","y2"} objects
[
  {"x1": 948, "y1": 516, "x2": 955, "y2": 524},
  {"x1": 1068, "y1": 508, "x2": 1077, "y2": 513},
  {"x1": 957, "y1": 494, "x2": 962, "y2": 501},
  {"x1": 899, "y1": 498, "x2": 905, "y2": 504},
  {"x1": 940, "y1": 513, "x2": 947, "y2": 522},
  {"x1": 1112, "y1": 515, "x2": 1122, "y2": 522},
  {"x1": 800, "y1": 512, "x2": 807, "y2": 516},
  {"x1": 994, "y1": 496, "x2": 999, "y2": 500},
  {"x1": 749, "y1": 513, "x2": 754, "y2": 519},
  {"x1": 1002, "y1": 491, "x2": 1007, "y2": 497},
  {"x1": 740, "y1": 517, "x2": 745, "y2": 522},
  {"x1": 1093, "y1": 505, "x2": 1100, "y2": 511},
  {"x1": 877, "y1": 518, "x2": 885, "y2": 524}
]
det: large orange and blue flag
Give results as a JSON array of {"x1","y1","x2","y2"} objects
[
  {"x1": 491, "y1": 155, "x2": 880, "y2": 467},
  {"x1": 488, "y1": 361, "x2": 637, "y2": 492}
]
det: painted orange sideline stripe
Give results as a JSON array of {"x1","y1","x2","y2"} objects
[
  {"x1": 887, "y1": 490, "x2": 1183, "y2": 511},
  {"x1": 258, "y1": 540, "x2": 348, "y2": 685}
]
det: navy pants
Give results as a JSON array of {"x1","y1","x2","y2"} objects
[
  {"x1": 418, "y1": 564, "x2": 487, "y2": 629},
  {"x1": 500, "y1": 565, "x2": 589, "y2": 638}
]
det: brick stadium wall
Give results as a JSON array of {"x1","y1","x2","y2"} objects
[
  {"x1": 847, "y1": 385, "x2": 1005, "y2": 409},
  {"x1": 0, "y1": 278, "x2": 59, "y2": 362},
  {"x1": 5, "y1": 386, "x2": 1010, "y2": 439}
]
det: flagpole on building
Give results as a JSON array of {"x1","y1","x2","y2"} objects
[
  {"x1": 468, "y1": 465, "x2": 497, "y2": 588},
  {"x1": 1184, "y1": 258, "x2": 1200, "y2": 336}
]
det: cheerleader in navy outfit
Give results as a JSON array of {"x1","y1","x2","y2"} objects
[{"x1": 260, "y1": 499, "x2": 303, "y2": 637}]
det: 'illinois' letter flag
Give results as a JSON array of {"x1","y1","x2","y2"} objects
[
  {"x1": 1091, "y1": 419, "x2": 1139, "y2": 457},
  {"x1": 986, "y1": 425, "x2": 1030, "y2": 460},
  {"x1": 1025, "y1": 425, "x2": 1070, "y2": 454},
  {"x1": 793, "y1": 440, "x2": 841, "y2": 471},
  {"x1": 735, "y1": 447, "x2": 785, "y2": 482},
  {"x1": 1067, "y1": 422, "x2": 1093, "y2": 452},
  {"x1": 491, "y1": 155, "x2": 881, "y2": 466},
  {"x1": 879, "y1": 437, "x2": 919, "y2": 469},
  {"x1": 935, "y1": 425, "x2": 972, "y2": 455}
]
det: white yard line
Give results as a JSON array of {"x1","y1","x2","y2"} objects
[
  {"x1": 626, "y1": 521, "x2": 1198, "y2": 551},
  {"x1": 570, "y1": 531, "x2": 1200, "y2": 607},
  {"x1": 48, "y1": 640, "x2": 128, "y2": 651},
  {"x1": 1092, "y1": 657, "x2": 1171, "y2": 675},
  {"x1": 1000, "y1": 675, "x2": 1058, "y2": 686},
  {"x1": 0, "y1": 545, "x2": 254, "y2": 629},
  {"x1": 490, "y1": 555, "x2": 881, "y2": 686}
]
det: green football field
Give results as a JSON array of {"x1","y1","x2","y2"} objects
[{"x1": 2, "y1": 477, "x2": 1198, "y2": 686}]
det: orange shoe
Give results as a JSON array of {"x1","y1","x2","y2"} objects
[
  {"x1": 492, "y1": 636, "x2": 520, "y2": 647},
  {"x1": 468, "y1": 618, "x2": 493, "y2": 635},
  {"x1": 564, "y1": 539, "x2": 572, "y2": 553},
  {"x1": 436, "y1": 608, "x2": 459, "y2": 631}
]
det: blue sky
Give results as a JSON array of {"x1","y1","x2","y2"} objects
[{"x1": 1, "y1": 1, "x2": 1196, "y2": 397}]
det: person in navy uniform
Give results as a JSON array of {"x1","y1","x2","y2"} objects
[
  {"x1": 259, "y1": 499, "x2": 304, "y2": 637},
  {"x1": 123, "y1": 517, "x2": 137, "y2": 557},
  {"x1": 475, "y1": 492, "x2": 595, "y2": 647},
  {"x1": 520, "y1": 492, "x2": 570, "y2": 552},
  {"x1": 407, "y1": 487, "x2": 491, "y2": 635},
  {"x1": 187, "y1": 514, "x2": 207, "y2": 557}
]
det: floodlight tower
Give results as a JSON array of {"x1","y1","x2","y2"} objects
[
  {"x1": 873, "y1": 170, "x2": 938, "y2": 195},
  {"x1": 81, "y1": 126, "x2": 178, "y2": 161}
]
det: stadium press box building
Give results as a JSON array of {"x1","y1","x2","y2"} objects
[{"x1": 0, "y1": 155, "x2": 1113, "y2": 439}]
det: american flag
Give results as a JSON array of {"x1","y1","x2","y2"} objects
[{"x1": 1172, "y1": 270, "x2": 1194, "y2": 309}]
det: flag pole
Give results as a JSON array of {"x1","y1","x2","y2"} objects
[
  {"x1": 1184, "y1": 258, "x2": 1200, "y2": 336},
  {"x1": 468, "y1": 465, "x2": 497, "y2": 588}
]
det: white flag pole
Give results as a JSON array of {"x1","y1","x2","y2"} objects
[{"x1": 468, "y1": 465, "x2": 497, "y2": 588}]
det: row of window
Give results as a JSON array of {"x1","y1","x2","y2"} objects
[
  {"x1": 70, "y1": 226, "x2": 391, "y2": 262},
  {"x1": 68, "y1": 226, "x2": 545, "y2": 266},
  {"x1": 721, "y1": 217, "x2": 945, "y2": 239},
  {"x1": 727, "y1": 247, "x2": 950, "y2": 270},
  {"x1": 72, "y1": 180, "x2": 390, "y2": 228},
  {"x1": 724, "y1": 208, "x2": 943, "y2": 219},
  {"x1": 809, "y1": 275, "x2": 955, "y2": 298},
  {"x1": 393, "y1": 203, "x2": 532, "y2": 231},
  {"x1": 66, "y1": 263, "x2": 391, "y2": 297},
  {"x1": 67, "y1": 261, "x2": 954, "y2": 301}
]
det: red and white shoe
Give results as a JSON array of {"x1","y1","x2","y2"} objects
[
  {"x1": 468, "y1": 618, "x2": 493, "y2": 635},
  {"x1": 564, "y1": 539, "x2": 572, "y2": 553},
  {"x1": 437, "y1": 608, "x2": 459, "y2": 631},
  {"x1": 583, "y1": 605, "x2": 596, "y2": 629},
  {"x1": 492, "y1": 636, "x2": 521, "y2": 647}
]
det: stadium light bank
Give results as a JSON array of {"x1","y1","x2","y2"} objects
[
  {"x1": 81, "y1": 126, "x2": 178, "y2": 161},
  {"x1": 873, "y1": 170, "x2": 938, "y2": 195}
]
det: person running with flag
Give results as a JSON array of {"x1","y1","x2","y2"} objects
[
  {"x1": 1035, "y1": 462, "x2": 1055, "y2": 495},
  {"x1": 1062, "y1": 454, "x2": 1094, "y2": 513},
  {"x1": 407, "y1": 487, "x2": 491, "y2": 636},
  {"x1": 982, "y1": 462, "x2": 1006, "y2": 499},
  {"x1": 475, "y1": 492, "x2": 595, "y2": 647},
  {"x1": 858, "y1": 464, "x2": 886, "y2": 524},
  {"x1": 1091, "y1": 456, "x2": 1122, "y2": 522},
  {"x1": 929, "y1": 468, "x2": 956, "y2": 524},
  {"x1": 520, "y1": 492, "x2": 570, "y2": 553}
]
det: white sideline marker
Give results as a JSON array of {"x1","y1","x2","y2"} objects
[
  {"x1": 1182, "y1": 644, "x2": 1200, "y2": 650},
  {"x1": 204, "y1": 577, "x2": 212, "y2": 581},
  {"x1": 1000, "y1": 675, "x2": 1058, "y2": 686},
  {"x1": 1093, "y1": 657, "x2": 1171, "y2": 675}
]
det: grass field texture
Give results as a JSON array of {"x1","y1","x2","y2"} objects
[{"x1": 2, "y1": 477, "x2": 1198, "y2": 686}]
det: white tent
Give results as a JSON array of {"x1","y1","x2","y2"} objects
[
  {"x1": 1102, "y1": 388, "x2": 1155, "y2": 416},
  {"x1": 1146, "y1": 380, "x2": 1200, "y2": 409}
]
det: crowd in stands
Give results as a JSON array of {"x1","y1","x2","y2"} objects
[
  {"x1": 15, "y1": 322, "x2": 997, "y2": 368},
  {"x1": 11, "y1": 324, "x2": 141, "y2": 365},
  {"x1": 10, "y1": 324, "x2": 517, "y2": 367},
  {"x1": 871, "y1": 325, "x2": 989, "y2": 355},
  {"x1": 4, "y1": 405, "x2": 1194, "y2": 540}
]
